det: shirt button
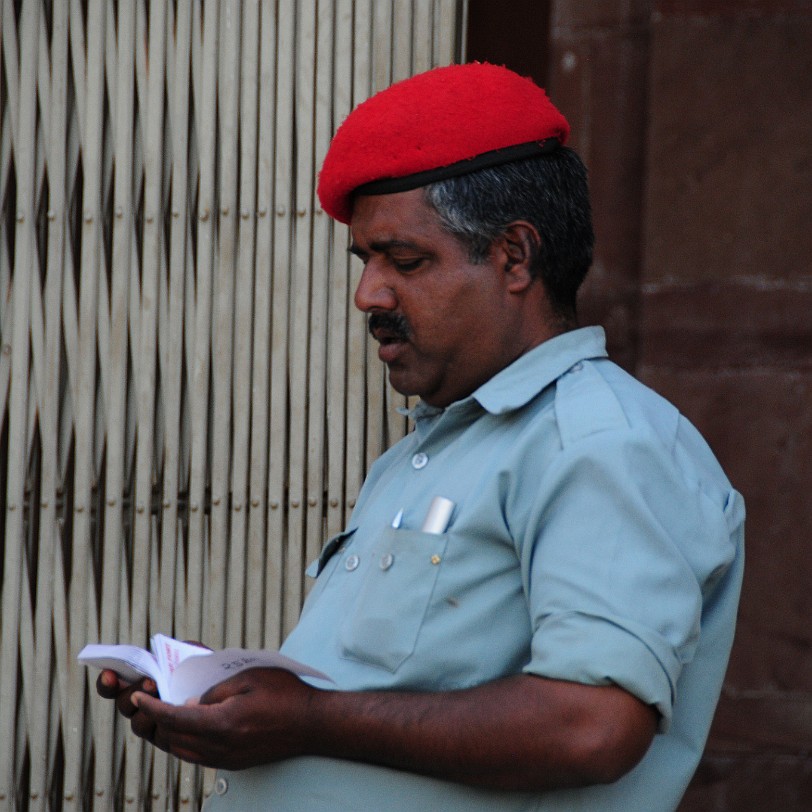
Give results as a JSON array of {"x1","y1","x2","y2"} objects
[
  {"x1": 571, "y1": 362, "x2": 583, "y2": 373},
  {"x1": 411, "y1": 452, "x2": 429, "y2": 469},
  {"x1": 380, "y1": 553, "x2": 394, "y2": 570},
  {"x1": 214, "y1": 777, "x2": 228, "y2": 796},
  {"x1": 345, "y1": 554, "x2": 360, "y2": 571}
]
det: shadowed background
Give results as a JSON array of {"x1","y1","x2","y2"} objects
[{"x1": 468, "y1": 1, "x2": 812, "y2": 808}]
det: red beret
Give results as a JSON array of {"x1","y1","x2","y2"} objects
[{"x1": 317, "y1": 62, "x2": 570, "y2": 224}]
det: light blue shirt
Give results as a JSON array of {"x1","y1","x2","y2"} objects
[{"x1": 204, "y1": 327, "x2": 744, "y2": 811}]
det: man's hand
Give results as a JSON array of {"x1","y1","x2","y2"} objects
[{"x1": 122, "y1": 668, "x2": 315, "y2": 769}]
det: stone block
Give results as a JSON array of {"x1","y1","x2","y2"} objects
[
  {"x1": 552, "y1": 0, "x2": 652, "y2": 30},
  {"x1": 657, "y1": 0, "x2": 805, "y2": 16},
  {"x1": 465, "y1": 0, "x2": 551, "y2": 84},
  {"x1": 639, "y1": 284, "x2": 812, "y2": 370},
  {"x1": 681, "y1": 752, "x2": 812, "y2": 811},
  {"x1": 711, "y1": 694, "x2": 812, "y2": 752},
  {"x1": 643, "y1": 14, "x2": 812, "y2": 286},
  {"x1": 548, "y1": 28, "x2": 651, "y2": 369},
  {"x1": 639, "y1": 368, "x2": 812, "y2": 694}
]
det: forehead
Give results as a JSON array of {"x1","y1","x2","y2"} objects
[{"x1": 350, "y1": 188, "x2": 449, "y2": 247}]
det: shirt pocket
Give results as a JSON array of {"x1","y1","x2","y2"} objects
[{"x1": 339, "y1": 525, "x2": 449, "y2": 672}]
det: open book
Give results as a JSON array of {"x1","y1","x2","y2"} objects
[{"x1": 78, "y1": 633, "x2": 331, "y2": 705}]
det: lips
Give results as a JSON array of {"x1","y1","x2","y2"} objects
[{"x1": 368, "y1": 312, "x2": 410, "y2": 363}]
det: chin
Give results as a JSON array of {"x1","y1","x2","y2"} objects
[{"x1": 387, "y1": 372, "x2": 424, "y2": 400}]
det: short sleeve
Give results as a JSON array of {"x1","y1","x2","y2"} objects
[{"x1": 518, "y1": 421, "x2": 735, "y2": 730}]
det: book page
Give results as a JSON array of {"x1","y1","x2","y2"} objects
[
  {"x1": 150, "y1": 634, "x2": 213, "y2": 699},
  {"x1": 77, "y1": 644, "x2": 161, "y2": 685},
  {"x1": 79, "y1": 638, "x2": 332, "y2": 705}
]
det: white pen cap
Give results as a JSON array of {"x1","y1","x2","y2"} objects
[{"x1": 421, "y1": 496, "x2": 455, "y2": 534}]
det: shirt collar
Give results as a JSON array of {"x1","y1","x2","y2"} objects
[{"x1": 403, "y1": 326, "x2": 609, "y2": 421}]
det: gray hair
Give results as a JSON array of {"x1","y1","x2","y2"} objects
[{"x1": 424, "y1": 147, "x2": 594, "y2": 320}]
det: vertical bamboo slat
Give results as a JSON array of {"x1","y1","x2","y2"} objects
[
  {"x1": 65, "y1": 0, "x2": 107, "y2": 806},
  {"x1": 131, "y1": 0, "x2": 168, "y2": 647},
  {"x1": 284, "y1": 0, "x2": 316, "y2": 637},
  {"x1": 96, "y1": 0, "x2": 136, "y2": 800},
  {"x1": 0, "y1": 1, "x2": 38, "y2": 805},
  {"x1": 325, "y1": 0, "x2": 353, "y2": 541},
  {"x1": 245, "y1": 0, "x2": 277, "y2": 650},
  {"x1": 413, "y1": 0, "x2": 433, "y2": 73},
  {"x1": 186, "y1": 0, "x2": 219, "y2": 647},
  {"x1": 392, "y1": 1, "x2": 413, "y2": 80},
  {"x1": 264, "y1": 0, "x2": 295, "y2": 650},
  {"x1": 343, "y1": 0, "x2": 372, "y2": 514},
  {"x1": 227, "y1": 0, "x2": 260, "y2": 646},
  {"x1": 206, "y1": 0, "x2": 240, "y2": 652},
  {"x1": 28, "y1": 2, "x2": 69, "y2": 807},
  {"x1": 0, "y1": 2, "x2": 465, "y2": 808},
  {"x1": 305, "y1": 0, "x2": 332, "y2": 585},
  {"x1": 363, "y1": 0, "x2": 392, "y2": 471},
  {"x1": 165, "y1": 0, "x2": 194, "y2": 650}
]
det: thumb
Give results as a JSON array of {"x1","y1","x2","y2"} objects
[{"x1": 199, "y1": 673, "x2": 253, "y2": 706}]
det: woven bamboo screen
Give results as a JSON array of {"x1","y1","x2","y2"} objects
[{"x1": 0, "y1": 1, "x2": 465, "y2": 808}]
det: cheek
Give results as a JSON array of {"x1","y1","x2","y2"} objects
[{"x1": 400, "y1": 270, "x2": 492, "y2": 346}]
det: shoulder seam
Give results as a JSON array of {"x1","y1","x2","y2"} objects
[{"x1": 554, "y1": 361, "x2": 630, "y2": 447}]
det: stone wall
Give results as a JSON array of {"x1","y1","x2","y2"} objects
[{"x1": 468, "y1": 1, "x2": 812, "y2": 807}]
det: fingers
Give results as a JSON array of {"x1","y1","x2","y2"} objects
[
  {"x1": 128, "y1": 694, "x2": 184, "y2": 749},
  {"x1": 116, "y1": 678, "x2": 156, "y2": 719},
  {"x1": 132, "y1": 692, "x2": 213, "y2": 735},
  {"x1": 182, "y1": 640, "x2": 212, "y2": 651},
  {"x1": 129, "y1": 693, "x2": 222, "y2": 766},
  {"x1": 128, "y1": 693, "x2": 159, "y2": 742},
  {"x1": 95, "y1": 671, "x2": 158, "y2": 720},
  {"x1": 94, "y1": 670, "x2": 219, "y2": 763},
  {"x1": 96, "y1": 669, "x2": 128, "y2": 699},
  {"x1": 198, "y1": 673, "x2": 253, "y2": 706}
]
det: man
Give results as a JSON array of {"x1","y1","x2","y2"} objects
[{"x1": 98, "y1": 63, "x2": 744, "y2": 810}]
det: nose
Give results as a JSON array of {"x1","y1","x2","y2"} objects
[{"x1": 353, "y1": 262, "x2": 398, "y2": 313}]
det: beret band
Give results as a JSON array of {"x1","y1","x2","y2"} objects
[
  {"x1": 317, "y1": 63, "x2": 570, "y2": 224},
  {"x1": 353, "y1": 137, "x2": 561, "y2": 198}
]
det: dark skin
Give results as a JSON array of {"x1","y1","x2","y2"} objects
[
  {"x1": 98, "y1": 669, "x2": 655, "y2": 789},
  {"x1": 349, "y1": 190, "x2": 565, "y2": 408},
  {"x1": 97, "y1": 189, "x2": 658, "y2": 789}
]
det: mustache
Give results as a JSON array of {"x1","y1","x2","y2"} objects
[{"x1": 368, "y1": 312, "x2": 411, "y2": 342}]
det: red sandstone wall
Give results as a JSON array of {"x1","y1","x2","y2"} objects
[{"x1": 468, "y1": 1, "x2": 812, "y2": 807}]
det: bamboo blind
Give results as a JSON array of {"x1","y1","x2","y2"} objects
[{"x1": 0, "y1": 1, "x2": 465, "y2": 809}]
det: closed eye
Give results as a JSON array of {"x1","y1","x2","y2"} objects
[{"x1": 392, "y1": 257, "x2": 424, "y2": 272}]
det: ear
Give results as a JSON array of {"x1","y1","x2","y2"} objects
[{"x1": 494, "y1": 221, "x2": 541, "y2": 293}]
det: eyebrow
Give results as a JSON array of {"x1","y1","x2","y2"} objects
[{"x1": 348, "y1": 239, "x2": 424, "y2": 257}]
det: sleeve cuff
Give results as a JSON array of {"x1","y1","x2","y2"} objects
[{"x1": 524, "y1": 611, "x2": 683, "y2": 731}]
